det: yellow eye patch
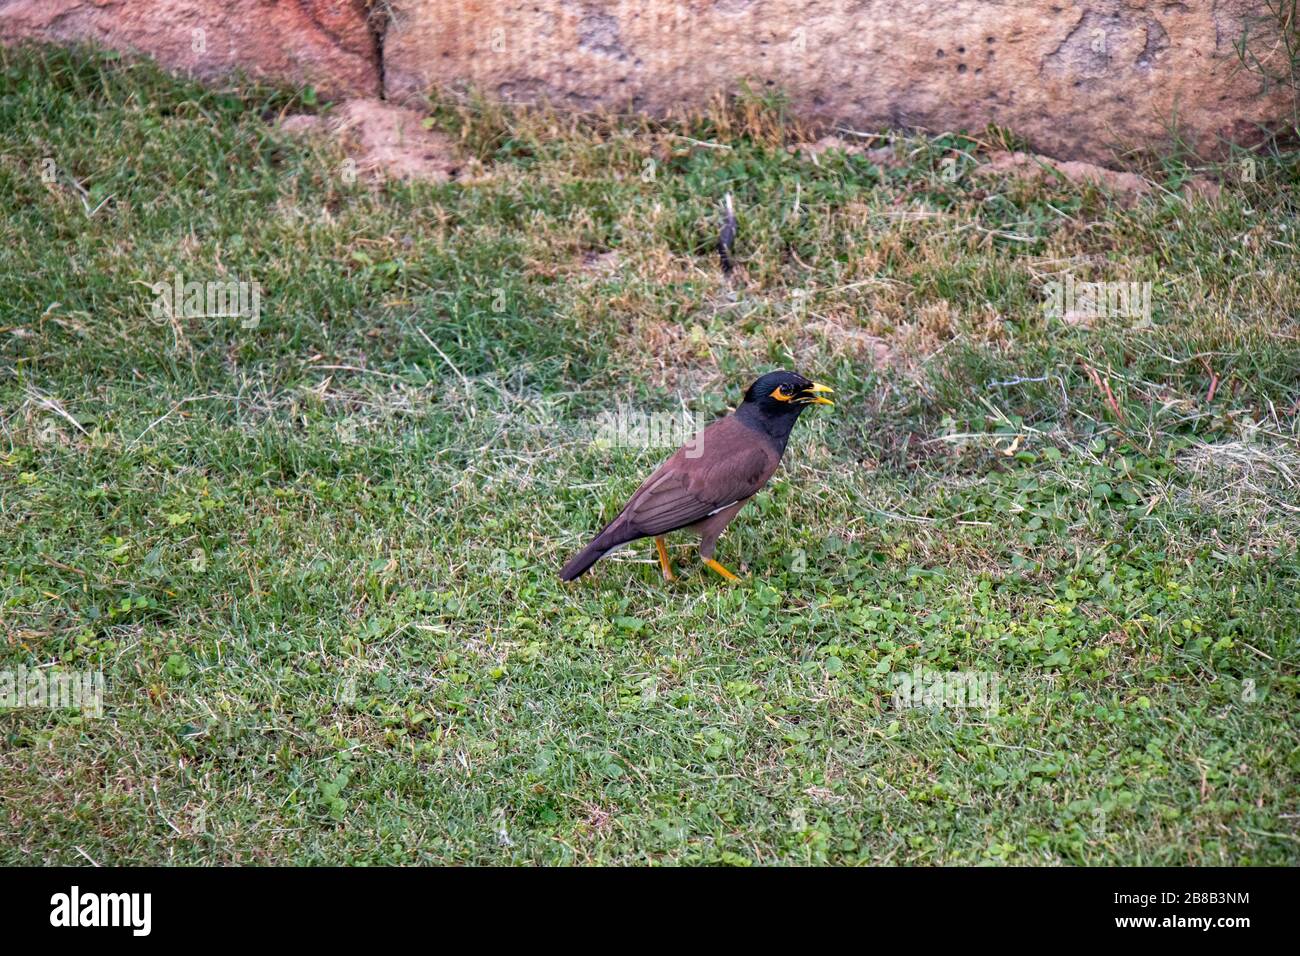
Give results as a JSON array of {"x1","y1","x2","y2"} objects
[{"x1": 770, "y1": 385, "x2": 794, "y2": 401}]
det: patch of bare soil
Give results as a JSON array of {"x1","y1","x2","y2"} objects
[
  {"x1": 976, "y1": 150, "x2": 1223, "y2": 203},
  {"x1": 789, "y1": 134, "x2": 901, "y2": 168},
  {"x1": 977, "y1": 150, "x2": 1152, "y2": 198},
  {"x1": 580, "y1": 250, "x2": 621, "y2": 274}
]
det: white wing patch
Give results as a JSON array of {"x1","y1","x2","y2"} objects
[{"x1": 706, "y1": 500, "x2": 740, "y2": 516}]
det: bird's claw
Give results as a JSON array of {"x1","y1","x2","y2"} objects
[{"x1": 703, "y1": 558, "x2": 740, "y2": 582}]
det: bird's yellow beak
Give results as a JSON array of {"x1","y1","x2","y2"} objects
[{"x1": 799, "y1": 382, "x2": 835, "y2": 406}]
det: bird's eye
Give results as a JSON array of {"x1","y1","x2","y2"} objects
[{"x1": 771, "y1": 385, "x2": 792, "y2": 401}]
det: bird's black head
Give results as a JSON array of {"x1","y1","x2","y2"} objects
[
  {"x1": 741, "y1": 370, "x2": 835, "y2": 417},
  {"x1": 736, "y1": 370, "x2": 834, "y2": 447}
]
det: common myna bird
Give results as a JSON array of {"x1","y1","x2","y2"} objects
[{"x1": 560, "y1": 370, "x2": 833, "y2": 582}]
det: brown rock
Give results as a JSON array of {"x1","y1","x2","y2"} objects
[
  {"x1": 0, "y1": 0, "x2": 379, "y2": 99},
  {"x1": 381, "y1": 0, "x2": 1290, "y2": 164},
  {"x1": 4, "y1": 1, "x2": 1290, "y2": 167},
  {"x1": 279, "y1": 99, "x2": 462, "y2": 182}
]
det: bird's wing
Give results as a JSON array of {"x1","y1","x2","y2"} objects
[{"x1": 616, "y1": 428, "x2": 775, "y2": 537}]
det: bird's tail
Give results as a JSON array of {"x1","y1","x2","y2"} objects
[
  {"x1": 560, "y1": 520, "x2": 635, "y2": 581},
  {"x1": 558, "y1": 539, "x2": 610, "y2": 581}
]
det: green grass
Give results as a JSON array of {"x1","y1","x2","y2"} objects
[{"x1": 2, "y1": 45, "x2": 1298, "y2": 865}]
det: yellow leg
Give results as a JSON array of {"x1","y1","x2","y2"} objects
[
  {"x1": 703, "y1": 557, "x2": 740, "y2": 582},
  {"x1": 654, "y1": 536, "x2": 675, "y2": 581}
]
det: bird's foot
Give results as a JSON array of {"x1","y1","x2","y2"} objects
[
  {"x1": 654, "y1": 536, "x2": 675, "y2": 582},
  {"x1": 703, "y1": 558, "x2": 740, "y2": 582}
]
